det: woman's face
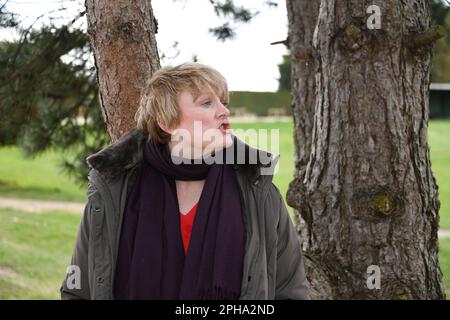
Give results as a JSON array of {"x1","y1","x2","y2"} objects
[{"x1": 167, "y1": 89, "x2": 233, "y2": 159}]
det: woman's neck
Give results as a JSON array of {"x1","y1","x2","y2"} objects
[{"x1": 167, "y1": 140, "x2": 210, "y2": 160}]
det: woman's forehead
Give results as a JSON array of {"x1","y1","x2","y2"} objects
[
  {"x1": 197, "y1": 89, "x2": 217, "y2": 98},
  {"x1": 192, "y1": 87, "x2": 226, "y2": 100}
]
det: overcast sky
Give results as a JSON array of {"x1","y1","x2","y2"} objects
[{"x1": 2, "y1": 0, "x2": 289, "y2": 92}]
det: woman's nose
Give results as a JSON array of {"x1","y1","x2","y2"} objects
[{"x1": 218, "y1": 101, "x2": 230, "y2": 117}]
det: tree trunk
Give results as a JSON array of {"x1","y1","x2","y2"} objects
[
  {"x1": 287, "y1": 0, "x2": 446, "y2": 299},
  {"x1": 85, "y1": 0, "x2": 160, "y2": 142}
]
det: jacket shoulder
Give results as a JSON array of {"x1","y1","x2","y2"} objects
[{"x1": 85, "y1": 128, "x2": 147, "y2": 181}]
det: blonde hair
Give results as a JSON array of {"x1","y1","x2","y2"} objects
[{"x1": 135, "y1": 62, "x2": 229, "y2": 144}]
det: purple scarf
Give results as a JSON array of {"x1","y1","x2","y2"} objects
[{"x1": 113, "y1": 137, "x2": 245, "y2": 299}]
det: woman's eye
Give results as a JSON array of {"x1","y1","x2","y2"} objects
[
  {"x1": 222, "y1": 102, "x2": 229, "y2": 107},
  {"x1": 202, "y1": 101, "x2": 212, "y2": 107}
]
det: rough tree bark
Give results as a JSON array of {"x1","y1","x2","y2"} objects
[
  {"x1": 286, "y1": 0, "x2": 446, "y2": 299},
  {"x1": 85, "y1": 0, "x2": 160, "y2": 142}
]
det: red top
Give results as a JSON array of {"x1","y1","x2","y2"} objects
[{"x1": 179, "y1": 202, "x2": 199, "y2": 256}]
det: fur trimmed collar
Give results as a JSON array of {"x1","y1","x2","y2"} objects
[{"x1": 86, "y1": 127, "x2": 277, "y2": 182}]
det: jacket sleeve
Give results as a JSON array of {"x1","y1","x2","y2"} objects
[
  {"x1": 60, "y1": 182, "x2": 95, "y2": 300},
  {"x1": 271, "y1": 183, "x2": 310, "y2": 300}
]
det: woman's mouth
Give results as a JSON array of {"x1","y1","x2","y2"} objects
[{"x1": 219, "y1": 123, "x2": 231, "y2": 134}]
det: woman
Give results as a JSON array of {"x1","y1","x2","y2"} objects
[{"x1": 60, "y1": 62, "x2": 310, "y2": 300}]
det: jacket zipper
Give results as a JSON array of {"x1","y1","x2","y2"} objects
[
  {"x1": 246, "y1": 175, "x2": 271, "y2": 299},
  {"x1": 89, "y1": 170, "x2": 118, "y2": 299}
]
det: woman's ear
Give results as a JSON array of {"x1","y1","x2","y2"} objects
[{"x1": 156, "y1": 115, "x2": 173, "y2": 134}]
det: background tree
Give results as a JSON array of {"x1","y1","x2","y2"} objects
[
  {"x1": 286, "y1": 0, "x2": 446, "y2": 299},
  {"x1": 431, "y1": 0, "x2": 450, "y2": 82},
  {"x1": 84, "y1": 0, "x2": 271, "y2": 140},
  {"x1": 0, "y1": 5, "x2": 108, "y2": 185},
  {"x1": 278, "y1": 0, "x2": 450, "y2": 88},
  {"x1": 277, "y1": 54, "x2": 291, "y2": 91},
  {"x1": 85, "y1": 0, "x2": 160, "y2": 141}
]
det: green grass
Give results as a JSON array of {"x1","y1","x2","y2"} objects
[
  {"x1": 428, "y1": 120, "x2": 450, "y2": 230},
  {"x1": 439, "y1": 238, "x2": 450, "y2": 299},
  {"x1": 231, "y1": 121, "x2": 295, "y2": 217},
  {"x1": 0, "y1": 146, "x2": 87, "y2": 202},
  {"x1": 0, "y1": 209, "x2": 79, "y2": 299}
]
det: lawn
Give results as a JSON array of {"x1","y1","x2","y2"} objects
[
  {"x1": 428, "y1": 120, "x2": 450, "y2": 230},
  {"x1": 439, "y1": 238, "x2": 450, "y2": 298},
  {"x1": 0, "y1": 209, "x2": 79, "y2": 299},
  {"x1": 0, "y1": 147, "x2": 87, "y2": 203}
]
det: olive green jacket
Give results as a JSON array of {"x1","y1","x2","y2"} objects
[{"x1": 60, "y1": 128, "x2": 310, "y2": 300}]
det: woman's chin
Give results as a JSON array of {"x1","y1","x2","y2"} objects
[
  {"x1": 220, "y1": 133, "x2": 233, "y2": 149},
  {"x1": 203, "y1": 136, "x2": 233, "y2": 158},
  {"x1": 225, "y1": 134, "x2": 234, "y2": 148}
]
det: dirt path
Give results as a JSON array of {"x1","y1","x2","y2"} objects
[
  {"x1": 1, "y1": 196, "x2": 450, "y2": 238},
  {"x1": 439, "y1": 229, "x2": 450, "y2": 239},
  {"x1": 0, "y1": 197, "x2": 84, "y2": 214}
]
